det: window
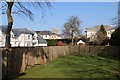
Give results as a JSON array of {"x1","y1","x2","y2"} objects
[
  {"x1": 28, "y1": 35, "x2": 31, "y2": 39},
  {"x1": 33, "y1": 43, "x2": 36, "y2": 46},
  {"x1": 33, "y1": 36, "x2": 35, "y2": 40},
  {"x1": 46, "y1": 35, "x2": 47, "y2": 38},
  {"x1": 18, "y1": 43, "x2": 20, "y2": 47}
]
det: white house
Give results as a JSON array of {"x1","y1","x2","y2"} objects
[
  {"x1": 36, "y1": 31, "x2": 62, "y2": 39},
  {"x1": 12, "y1": 28, "x2": 39, "y2": 47},
  {"x1": 85, "y1": 25, "x2": 116, "y2": 41},
  {"x1": 0, "y1": 25, "x2": 47, "y2": 47}
]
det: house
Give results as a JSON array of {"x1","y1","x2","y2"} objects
[
  {"x1": 85, "y1": 25, "x2": 115, "y2": 41},
  {"x1": 0, "y1": 25, "x2": 49, "y2": 47},
  {"x1": 12, "y1": 28, "x2": 38, "y2": 47},
  {"x1": 36, "y1": 31, "x2": 51, "y2": 39},
  {"x1": 107, "y1": 27, "x2": 117, "y2": 38},
  {"x1": 36, "y1": 31, "x2": 62, "y2": 39},
  {"x1": 77, "y1": 40, "x2": 85, "y2": 45},
  {"x1": 0, "y1": 25, "x2": 39, "y2": 47},
  {"x1": 50, "y1": 33, "x2": 62, "y2": 39}
]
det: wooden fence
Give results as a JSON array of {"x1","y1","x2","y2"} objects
[{"x1": 1, "y1": 46, "x2": 120, "y2": 78}]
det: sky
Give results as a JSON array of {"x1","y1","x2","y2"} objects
[{"x1": 1, "y1": 2, "x2": 118, "y2": 34}]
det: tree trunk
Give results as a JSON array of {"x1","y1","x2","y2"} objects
[
  {"x1": 71, "y1": 30, "x2": 74, "y2": 46},
  {"x1": 5, "y1": 2, "x2": 14, "y2": 48}
]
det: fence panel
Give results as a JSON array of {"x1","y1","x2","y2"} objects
[{"x1": 1, "y1": 46, "x2": 120, "y2": 78}]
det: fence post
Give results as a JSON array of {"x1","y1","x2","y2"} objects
[{"x1": 0, "y1": 48, "x2": 2, "y2": 79}]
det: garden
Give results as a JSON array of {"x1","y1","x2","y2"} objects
[{"x1": 11, "y1": 55, "x2": 119, "y2": 79}]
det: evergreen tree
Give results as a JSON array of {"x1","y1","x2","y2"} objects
[
  {"x1": 100, "y1": 24, "x2": 107, "y2": 35},
  {"x1": 109, "y1": 27, "x2": 120, "y2": 46},
  {"x1": 95, "y1": 25, "x2": 108, "y2": 45}
]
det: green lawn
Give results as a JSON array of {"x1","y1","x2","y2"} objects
[{"x1": 14, "y1": 55, "x2": 119, "y2": 78}]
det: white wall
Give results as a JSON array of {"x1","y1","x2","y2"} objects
[
  {"x1": 0, "y1": 30, "x2": 3, "y2": 47},
  {"x1": 42, "y1": 35, "x2": 50, "y2": 39},
  {"x1": 107, "y1": 29, "x2": 115, "y2": 38},
  {"x1": 38, "y1": 43, "x2": 47, "y2": 46},
  {"x1": 0, "y1": 31, "x2": 16, "y2": 47},
  {"x1": 87, "y1": 32, "x2": 96, "y2": 41},
  {"x1": 32, "y1": 33, "x2": 38, "y2": 46},
  {"x1": 86, "y1": 31, "x2": 96, "y2": 39},
  {"x1": 41, "y1": 34, "x2": 62, "y2": 39},
  {"x1": 15, "y1": 34, "x2": 33, "y2": 47}
]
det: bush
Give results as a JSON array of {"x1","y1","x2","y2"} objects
[
  {"x1": 46, "y1": 39, "x2": 57, "y2": 46},
  {"x1": 46, "y1": 39, "x2": 71, "y2": 46}
]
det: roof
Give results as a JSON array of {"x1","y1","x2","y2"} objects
[
  {"x1": 77, "y1": 40, "x2": 85, "y2": 44},
  {"x1": 55, "y1": 41, "x2": 66, "y2": 46},
  {"x1": 38, "y1": 35, "x2": 47, "y2": 43},
  {"x1": 0, "y1": 25, "x2": 7, "y2": 34},
  {"x1": 0, "y1": 25, "x2": 35, "y2": 37},
  {"x1": 77, "y1": 40, "x2": 85, "y2": 45},
  {"x1": 111, "y1": 26, "x2": 118, "y2": 30},
  {"x1": 36, "y1": 31, "x2": 52, "y2": 35},
  {"x1": 12, "y1": 28, "x2": 35, "y2": 37},
  {"x1": 36, "y1": 31, "x2": 58, "y2": 35},
  {"x1": 86, "y1": 25, "x2": 112, "y2": 32}
]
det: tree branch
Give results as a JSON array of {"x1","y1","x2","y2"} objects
[{"x1": 0, "y1": 3, "x2": 7, "y2": 9}]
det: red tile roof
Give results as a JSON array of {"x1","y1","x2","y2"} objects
[{"x1": 55, "y1": 41, "x2": 66, "y2": 46}]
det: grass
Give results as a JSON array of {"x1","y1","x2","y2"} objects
[{"x1": 13, "y1": 55, "x2": 119, "y2": 79}]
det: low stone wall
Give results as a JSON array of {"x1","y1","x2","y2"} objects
[{"x1": 1, "y1": 46, "x2": 120, "y2": 78}]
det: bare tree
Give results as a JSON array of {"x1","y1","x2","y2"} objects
[
  {"x1": 111, "y1": 17, "x2": 119, "y2": 26},
  {"x1": 63, "y1": 16, "x2": 81, "y2": 45},
  {"x1": 109, "y1": 2, "x2": 120, "y2": 46},
  {"x1": 0, "y1": 0, "x2": 51, "y2": 48}
]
